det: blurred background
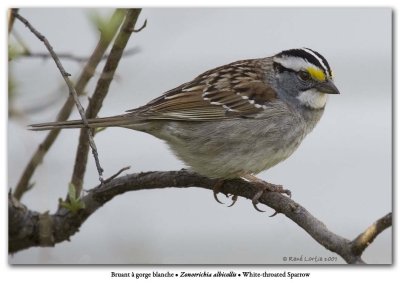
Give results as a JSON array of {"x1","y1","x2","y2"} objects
[{"x1": 8, "y1": 8, "x2": 392, "y2": 264}]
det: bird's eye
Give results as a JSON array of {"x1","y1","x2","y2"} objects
[{"x1": 298, "y1": 71, "x2": 311, "y2": 81}]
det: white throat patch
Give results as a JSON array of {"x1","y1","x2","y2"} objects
[{"x1": 297, "y1": 89, "x2": 328, "y2": 109}]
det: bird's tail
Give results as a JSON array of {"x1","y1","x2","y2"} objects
[{"x1": 29, "y1": 114, "x2": 135, "y2": 131}]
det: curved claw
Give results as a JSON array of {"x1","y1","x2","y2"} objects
[
  {"x1": 252, "y1": 201, "x2": 266, "y2": 213},
  {"x1": 252, "y1": 190, "x2": 266, "y2": 212},
  {"x1": 212, "y1": 179, "x2": 226, "y2": 204},
  {"x1": 227, "y1": 195, "x2": 238, "y2": 207},
  {"x1": 213, "y1": 190, "x2": 224, "y2": 204},
  {"x1": 269, "y1": 211, "x2": 279, "y2": 217}
]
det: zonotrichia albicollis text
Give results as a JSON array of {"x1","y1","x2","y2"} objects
[{"x1": 31, "y1": 48, "x2": 340, "y2": 210}]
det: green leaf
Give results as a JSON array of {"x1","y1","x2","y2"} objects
[{"x1": 60, "y1": 183, "x2": 85, "y2": 213}]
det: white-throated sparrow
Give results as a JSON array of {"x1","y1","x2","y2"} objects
[{"x1": 31, "y1": 48, "x2": 340, "y2": 210}]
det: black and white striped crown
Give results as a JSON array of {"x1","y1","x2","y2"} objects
[{"x1": 273, "y1": 48, "x2": 333, "y2": 80}]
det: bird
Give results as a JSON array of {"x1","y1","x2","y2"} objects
[{"x1": 30, "y1": 47, "x2": 340, "y2": 211}]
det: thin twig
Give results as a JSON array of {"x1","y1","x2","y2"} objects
[
  {"x1": 103, "y1": 166, "x2": 131, "y2": 184},
  {"x1": 13, "y1": 10, "x2": 125, "y2": 200},
  {"x1": 8, "y1": 170, "x2": 392, "y2": 264},
  {"x1": 351, "y1": 212, "x2": 392, "y2": 256},
  {"x1": 70, "y1": 9, "x2": 142, "y2": 194},
  {"x1": 16, "y1": 47, "x2": 140, "y2": 63},
  {"x1": 131, "y1": 19, "x2": 147, "y2": 32},
  {"x1": 12, "y1": 10, "x2": 104, "y2": 184}
]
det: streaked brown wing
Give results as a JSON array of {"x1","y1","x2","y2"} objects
[{"x1": 128, "y1": 59, "x2": 277, "y2": 121}]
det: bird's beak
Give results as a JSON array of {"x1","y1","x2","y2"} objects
[{"x1": 315, "y1": 80, "x2": 340, "y2": 94}]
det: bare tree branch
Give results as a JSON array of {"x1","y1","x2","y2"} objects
[
  {"x1": 8, "y1": 170, "x2": 392, "y2": 264},
  {"x1": 103, "y1": 166, "x2": 131, "y2": 183},
  {"x1": 12, "y1": 10, "x2": 125, "y2": 200},
  {"x1": 70, "y1": 9, "x2": 142, "y2": 194},
  {"x1": 351, "y1": 212, "x2": 392, "y2": 256},
  {"x1": 13, "y1": 10, "x2": 104, "y2": 185},
  {"x1": 15, "y1": 47, "x2": 140, "y2": 63}
]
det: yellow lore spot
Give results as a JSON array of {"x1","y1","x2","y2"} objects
[{"x1": 306, "y1": 67, "x2": 326, "y2": 81}]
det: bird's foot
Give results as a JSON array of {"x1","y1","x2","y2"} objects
[
  {"x1": 213, "y1": 175, "x2": 291, "y2": 213},
  {"x1": 242, "y1": 175, "x2": 291, "y2": 213},
  {"x1": 213, "y1": 179, "x2": 239, "y2": 207}
]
